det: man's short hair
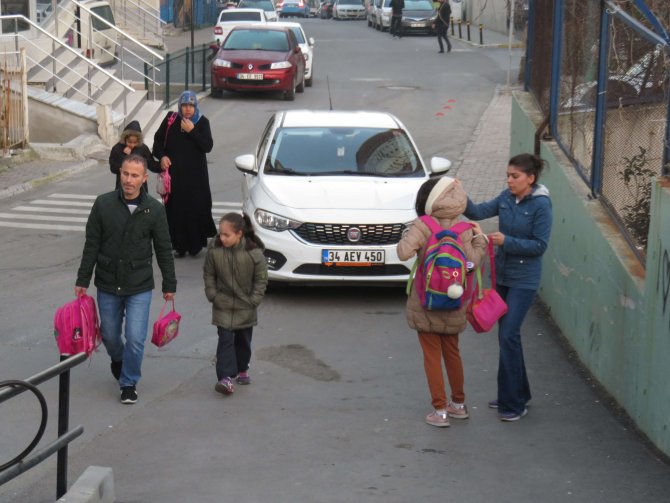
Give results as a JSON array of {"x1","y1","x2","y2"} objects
[{"x1": 122, "y1": 153, "x2": 148, "y2": 173}]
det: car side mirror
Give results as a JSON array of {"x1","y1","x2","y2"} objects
[
  {"x1": 309, "y1": 37, "x2": 315, "y2": 46},
  {"x1": 209, "y1": 43, "x2": 220, "y2": 53},
  {"x1": 235, "y1": 154, "x2": 257, "y2": 174},
  {"x1": 429, "y1": 156, "x2": 451, "y2": 174}
]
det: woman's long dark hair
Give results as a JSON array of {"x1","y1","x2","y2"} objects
[{"x1": 218, "y1": 212, "x2": 265, "y2": 251}]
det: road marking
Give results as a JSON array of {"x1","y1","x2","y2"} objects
[
  {"x1": 0, "y1": 221, "x2": 85, "y2": 231},
  {"x1": 0, "y1": 212, "x2": 88, "y2": 222},
  {"x1": 0, "y1": 194, "x2": 243, "y2": 233},
  {"x1": 13, "y1": 206, "x2": 92, "y2": 214}
]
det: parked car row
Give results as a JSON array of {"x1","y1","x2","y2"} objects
[
  {"x1": 366, "y1": 0, "x2": 436, "y2": 34},
  {"x1": 318, "y1": 0, "x2": 365, "y2": 20},
  {"x1": 210, "y1": 22, "x2": 314, "y2": 100}
]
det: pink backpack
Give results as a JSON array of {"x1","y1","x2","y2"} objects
[
  {"x1": 54, "y1": 295, "x2": 101, "y2": 356},
  {"x1": 407, "y1": 217, "x2": 475, "y2": 311}
]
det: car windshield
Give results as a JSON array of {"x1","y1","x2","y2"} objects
[
  {"x1": 219, "y1": 11, "x2": 263, "y2": 21},
  {"x1": 223, "y1": 29, "x2": 289, "y2": 51},
  {"x1": 404, "y1": 0, "x2": 433, "y2": 10},
  {"x1": 288, "y1": 27, "x2": 306, "y2": 43},
  {"x1": 239, "y1": 0, "x2": 275, "y2": 11},
  {"x1": 264, "y1": 127, "x2": 423, "y2": 177}
]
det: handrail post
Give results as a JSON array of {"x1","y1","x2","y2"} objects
[
  {"x1": 201, "y1": 44, "x2": 207, "y2": 91},
  {"x1": 165, "y1": 53, "x2": 171, "y2": 107},
  {"x1": 56, "y1": 355, "x2": 71, "y2": 499},
  {"x1": 13, "y1": 18, "x2": 19, "y2": 66},
  {"x1": 185, "y1": 51, "x2": 190, "y2": 91}
]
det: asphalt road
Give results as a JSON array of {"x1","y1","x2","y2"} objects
[{"x1": 2, "y1": 18, "x2": 670, "y2": 503}]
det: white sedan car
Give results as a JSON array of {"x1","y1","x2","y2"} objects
[
  {"x1": 273, "y1": 21, "x2": 314, "y2": 87},
  {"x1": 235, "y1": 110, "x2": 452, "y2": 284},
  {"x1": 213, "y1": 8, "x2": 268, "y2": 46}
]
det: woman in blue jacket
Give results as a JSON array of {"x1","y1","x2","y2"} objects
[{"x1": 464, "y1": 153, "x2": 552, "y2": 421}]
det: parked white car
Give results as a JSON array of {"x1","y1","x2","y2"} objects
[
  {"x1": 237, "y1": 0, "x2": 279, "y2": 21},
  {"x1": 235, "y1": 110, "x2": 452, "y2": 284},
  {"x1": 214, "y1": 8, "x2": 268, "y2": 46},
  {"x1": 333, "y1": 0, "x2": 366, "y2": 20},
  {"x1": 273, "y1": 21, "x2": 314, "y2": 87}
]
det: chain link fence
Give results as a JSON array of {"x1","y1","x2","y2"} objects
[
  {"x1": 526, "y1": 0, "x2": 670, "y2": 263},
  {"x1": 600, "y1": 13, "x2": 669, "y2": 255}
]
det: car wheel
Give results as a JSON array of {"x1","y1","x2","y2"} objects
[
  {"x1": 305, "y1": 75, "x2": 313, "y2": 87},
  {"x1": 284, "y1": 77, "x2": 296, "y2": 101},
  {"x1": 296, "y1": 75, "x2": 305, "y2": 93},
  {"x1": 210, "y1": 86, "x2": 223, "y2": 98}
]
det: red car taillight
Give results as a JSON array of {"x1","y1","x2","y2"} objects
[
  {"x1": 277, "y1": 1, "x2": 284, "y2": 6},
  {"x1": 298, "y1": 0, "x2": 304, "y2": 6},
  {"x1": 214, "y1": 26, "x2": 222, "y2": 35}
]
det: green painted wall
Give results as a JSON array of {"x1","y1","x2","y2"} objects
[{"x1": 511, "y1": 91, "x2": 670, "y2": 456}]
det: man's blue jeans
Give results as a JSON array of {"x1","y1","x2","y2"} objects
[
  {"x1": 495, "y1": 285, "x2": 536, "y2": 415},
  {"x1": 97, "y1": 290, "x2": 152, "y2": 388}
]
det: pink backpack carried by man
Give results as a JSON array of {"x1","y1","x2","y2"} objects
[{"x1": 54, "y1": 294, "x2": 101, "y2": 356}]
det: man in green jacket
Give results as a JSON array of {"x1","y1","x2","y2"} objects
[{"x1": 75, "y1": 154, "x2": 176, "y2": 404}]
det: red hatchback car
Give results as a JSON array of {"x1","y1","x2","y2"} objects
[{"x1": 210, "y1": 26, "x2": 306, "y2": 101}]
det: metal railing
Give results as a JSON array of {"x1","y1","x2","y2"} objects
[
  {"x1": 148, "y1": 44, "x2": 213, "y2": 108},
  {"x1": 0, "y1": 353, "x2": 88, "y2": 500},
  {"x1": 0, "y1": 15, "x2": 134, "y2": 101},
  {"x1": 109, "y1": 0, "x2": 165, "y2": 47},
  {"x1": 0, "y1": 48, "x2": 29, "y2": 154},
  {"x1": 67, "y1": 0, "x2": 164, "y2": 101}
]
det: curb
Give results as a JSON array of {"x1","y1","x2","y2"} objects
[{"x1": 0, "y1": 159, "x2": 99, "y2": 201}]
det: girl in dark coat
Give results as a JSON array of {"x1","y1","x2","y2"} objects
[
  {"x1": 152, "y1": 91, "x2": 217, "y2": 257},
  {"x1": 109, "y1": 120, "x2": 160, "y2": 192}
]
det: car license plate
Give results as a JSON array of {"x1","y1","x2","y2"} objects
[
  {"x1": 322, "y1": 249, "x2": 385, "y2": 266},
  {"x1": 411, "y1": 23, "x2": 423, "y2": 27},
  {"x1": 237, "y1": 73, "x2": 263, "y2": 80}
]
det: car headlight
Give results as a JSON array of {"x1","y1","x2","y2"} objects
[
  {"x1": 213, "y1": 58, "x2": 232, "y2": 68},
  {"x1": 303, "y1": 52, "x2": 309, "y2": 61},
  {"x1": 254, "y1": 209, "x2": 302, "y2": 232},
  {"x1": 382, "y1": 13, "x2": 390, "y2": 21},
  {"x1": 270, "y1": 61, "x2": 292, "y2": 69}
]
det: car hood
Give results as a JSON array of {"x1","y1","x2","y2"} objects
[
  {"x1": 259, "y1": 176, "x2": 425, "y2": 211},
  {"x1": 403, "y1": 9, "x2": 434, "y2": 18},
  {"x1": 220, "y1": 49, "x2": 290, "y2": 62}
]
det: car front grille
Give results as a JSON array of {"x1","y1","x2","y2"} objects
[{"x1": 292, "y1": 223, "x2": 406, "y2": 246}]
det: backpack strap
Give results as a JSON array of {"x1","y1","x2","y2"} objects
[
  {"x1": 418, "y1": 215, "x2": 442, "y2": 234},
  {"x1": 450, "y1": 221, "x2": 475, "y2": 235},
  {"x1": 164, "y1": 112, "x2": 179, "y2": 147}
]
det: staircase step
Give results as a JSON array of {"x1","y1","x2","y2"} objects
[{"x1": 127, "y1": 100, "x2": 166, "y2": 141}]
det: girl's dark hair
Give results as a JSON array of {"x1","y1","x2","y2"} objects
[
  {"x1": 414, "y1": 177, "x2": 440, "y2": 216},
  {"x1": 218, "y1": 212, "x2": 265, "y2": 251},
  {"x1": 508, "y1": 153, "x2": 546, "y2": 184}
]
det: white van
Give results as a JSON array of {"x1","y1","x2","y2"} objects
[{"x1": 74, "y1": 0, "x2": 118, "y2": 66}]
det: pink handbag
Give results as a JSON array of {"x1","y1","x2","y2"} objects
[
  {"x1": 151, "y1": 299, "x2": 181, "y2": 347},
  {"x1": 467, "y1": 240, "x2": 508, "y2": 333}
]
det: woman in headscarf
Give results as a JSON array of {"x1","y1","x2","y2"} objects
[{"x1": 152, "y1": 91, "x2": 217, "y2": 257}]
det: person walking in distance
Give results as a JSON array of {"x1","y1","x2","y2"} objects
[
  {"x1": 464, "y1": 153, "x2": 552, "y2": 421},
  {"x1": 390, "y1": 0, "x2": 404, "y2": 38},
  {"x1": 75, "y1": 155, "x2": 177, "y2": 405},
  {"x1": 434, "y1": 0, "x2": 452, "y2": 53},
  {"x1": 152, "y1": 90, "x2": 217, "y2": 258},
  {"x1": 204, "y1": 213, "x2": 268, "y2": 396},
  {"x1": 397, "y1": 176, "x2": 488, "y2": 427}
]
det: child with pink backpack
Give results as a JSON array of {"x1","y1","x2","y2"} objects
[{"x1": 397, "y1": 176, "x2": 488, "y2": 427}]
